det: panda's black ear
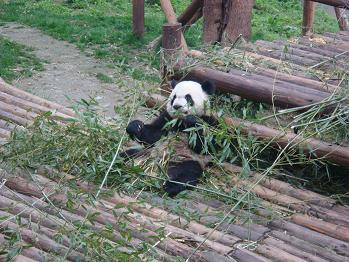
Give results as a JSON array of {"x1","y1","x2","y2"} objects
[
  {"x1": 201, "y1": 80, "x2": 215, "y2": 95},
  {"x1": 170, "y1": 80, "x2": 178, "y2": 89}
]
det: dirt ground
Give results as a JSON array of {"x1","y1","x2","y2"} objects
[{"x1": 0, "y1": 22, "x2": 148, "y2": 117}]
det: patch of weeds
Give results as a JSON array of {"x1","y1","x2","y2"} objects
[
  {"x1": 0, "y1": 36, "x2": 44, "y2": 82},
  {"x1": 96, "y1": 72, "x2": 113, "y2": 83}
]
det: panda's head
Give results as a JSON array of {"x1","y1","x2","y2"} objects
[{"x1": 166, "y1": 80, "x2": 215, "y2": 118}]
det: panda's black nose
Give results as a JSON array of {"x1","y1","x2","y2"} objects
[{"x1": 173, "y1": 105, "x2": 182, "y2": 110}]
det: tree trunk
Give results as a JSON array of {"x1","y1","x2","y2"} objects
[
  {"x1": 203, "y1": 0, "x2": 223, "y2": 44},
  {"x1": 223, "y1": 0, "x2": 254, "y2": 44}
]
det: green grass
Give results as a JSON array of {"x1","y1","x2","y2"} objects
[
  {"x1": 0, "y1": 0, "x2": 339, "y2": 82},
  {"x1": 0, "y1": 36, "x2": 44, "y2": 82}
]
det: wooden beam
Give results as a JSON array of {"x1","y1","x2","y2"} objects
[
  {"x1": 310, "y1": 0, "x2": 349, "y2": 8},
  {"x1": 177, "y1": 0, "x2": 203, "y2": 26},
  {"x1": 132, "y1": 0, "x2": 144, "y2": 37},
  {"x1": 302, "y1": 1, "x2": 316, "y2": 35},
  {"x1": 335, "y1": 7, "x2": 349, "y2": 30},
  {"x1": 184, "y1": 66, "x2": 330, "y2": 109}
]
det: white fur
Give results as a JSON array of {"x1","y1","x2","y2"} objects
[{"x1": 166, "y1": 81, "x2": 209, "y2": 117}]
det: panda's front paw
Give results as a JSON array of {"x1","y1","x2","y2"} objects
[
  {"x1": 126, "y1": 120, "x2": 144, "y2": 140},
  {"x1": 183, "y1": 115, "x2": 198, "y2": 128}
]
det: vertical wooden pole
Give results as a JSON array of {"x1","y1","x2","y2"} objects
[
  {"x1": 203, "y1": 0, "x2": 223, "y2": 44},
  {"x1": 302, "y1": 1, "x2": 316, "y2": 35},
  {"x1": 223, "y1": 0, "x2": 254, "y2": 44},
  {"x1": 160, "y1": 0, "x2": 189, "y2": 53},
  {"x1": 161, "y1": 23, "x2": 183, "y2": 95},
  {"x1": 334, "y1": 7, "x2": 349, "y2": 31},
  {"x1": 132, "y1": 0, "x2": 144, "y2": 37}
]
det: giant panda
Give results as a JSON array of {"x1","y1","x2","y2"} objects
[{"x1": 122, "y1": 80, "x2": 218, "y2": 197}]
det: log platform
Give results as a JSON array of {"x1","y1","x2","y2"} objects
[
  {"x1": 182, "y1": 31, "x2": 349, "y2": 109},
  {"x1": 1, "y1": 31, "x2": 349, "y2": 260}
]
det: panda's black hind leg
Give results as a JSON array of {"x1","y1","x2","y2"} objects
[{"x1": 164, "y1": 160, "x2": 203, "y2": 197}]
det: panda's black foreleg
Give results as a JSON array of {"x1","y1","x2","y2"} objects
[
  {"x1": 164, "y1": 160, "x2": 203, "y2": 197},
  {"x1": 183, "y1": 115, "x2": 218, "y2": 154},
  {"x1": 126, "y1": 111, "x2": 173, "y2": 145}
]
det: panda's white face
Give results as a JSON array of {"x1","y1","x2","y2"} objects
[{"x1": 167, "y1": 81, "x2": 210, "y2": 118}]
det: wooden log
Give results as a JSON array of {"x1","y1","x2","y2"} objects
[
  {"x1": 224, "y1": 0, "x2": 254, "y2": 43},
  {"x1": 270, "y1": 230, "x2": 348, "y2": 262},
  {"x1": 185, "y1": 66, "x2": 330, "y2": 108},
  {"x1": 0, "y1": 119, "x2": 17, "y2": 131},
  {"x1": 0, "y1": 127, "x2": 10, "y2": 138},
  {"x1": 303, "y1": 1, "x2": 316, "y2": 35},
  {"x1": 255, "y1": 40, "x2": 329, "y2": 63},
  {"x1": 231, "y1": 248, "x2": 271, "y2": 262},
  {"x1": 254, "y1": 67, "x2": 338, "y2": 93},
  {"x1": 243, "y1": 43, "x2": 320, "y2": 67},
  {"x1": 0, "y1": 174, "x2": 213, "y2": 260},
  {"x1": 323, "y1": 31, "x2": 349, "y2": 41},
  {"x1": 145, "y1": 93, "x2": 349, "y2": 167},
  {"x1": 335, "y1": 7, "x2": 349, "y2": 30},
  {"x1": 228, "y1": 68, "x2": 333, "y2": 100},
  {"x1": 160, "y1": 0, "x2": 189, "y2": 53},
  {"x1": 0, "y1": 78, "x2": 74, "y2": 117},
  {"x1": 306, "y1": 204, "x2": 349, "y2": 228},
  {"x1": 311, "y1": 0, "x2": 349, "y2": 8},
  {"x1": 0, "y1": 100, "x2": 37, "y2": 120},
  {"x1": 0, "y1": 107, "x2": 31, "y2": 126},
  {"x1": 203, "y1": 0, "x2": 223, "y2": 44},
  {"x1": 0, "y1": 217, "x2": 83, "y2": 260},
  {"x1": 273, "y1": 39, "x2": 349, "y2": 60},
  {"x1": 291, "y1": 214, "x2": 349, "y2": 242},
  {"x1": 177, "y1": 0, "x2": 203, "y2": 26},
  {"x1": 132, "y1": 0, "x2": 144, "y2": 37},
  {"x1": 223, "y1": 164, "x2": 335, "y2": 208},
  {"x1": 0, "y1": 91, "x2": 73, "y2": 120},
  {"x1": 263, "y1": 237, "x2": 327, "y2": 262},
  {"x1": 256, "y1": 244, "x2": 306, "y2": 262},
  {"x1": 269, "y1": 219, "x2": 349, "y2": 256}
]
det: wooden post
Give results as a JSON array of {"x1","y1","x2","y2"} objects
[
  {"x1": 177, "y1": 0, "x2": 203, "y2": 26},
  {"x1": 224, "y1": 0, "x2": 254, "y2": 44},
  {"x1": 335, "y1": 7, "x2": 349, "y2": 30},
  {"x1": 203, "y1": 0, "x2": 223, "y2": 44},
  {"x1": 132, "y1": 0, "x2": 144, "y2": 37},
  {"x1": 161, "y1": 23, "x2": 183, "y2": 94},
  {"x1": 311, "y1": 0, "x2": 349, "y2": 8},
  {"x1": 302, "y1": 1, "x2": 316, "y2": 35},
  {"x1": 160, "y1": 0, "x2": 189, "y2": 53}
]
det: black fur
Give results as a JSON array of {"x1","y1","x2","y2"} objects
[
  {"x1": 201, "y1": 80, "x2": 215, "y2": 95},
  {"x1": 126, "y1": 111, "x2": 173, "y2": 145},
  {"x1": 164, "y1": 160, "x2": 203, "y2": 197},
  {"x1": 123, "y1": 80, "x2": 219, "y2": 196}
]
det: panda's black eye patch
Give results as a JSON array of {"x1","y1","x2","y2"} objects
[
  {"x1": 185, "y1": 94, "x2": 194, "y2": 106},
  {"x1": 171, "y1": 95, "x2": 176, "y2": 106}
]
